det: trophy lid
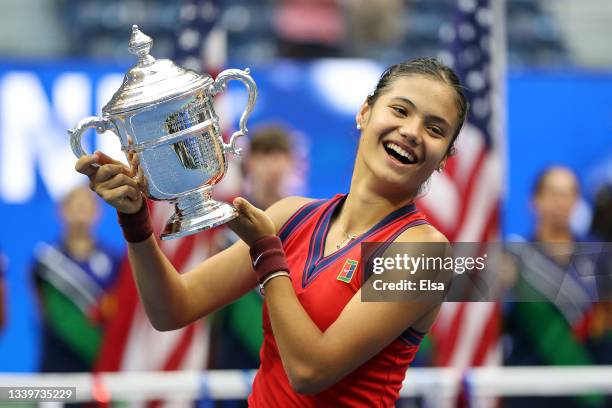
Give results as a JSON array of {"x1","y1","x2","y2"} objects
[{"x1": 103, "y1": 25, "x2": 212, "y2": 115}]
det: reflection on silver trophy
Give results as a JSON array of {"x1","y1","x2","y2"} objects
[{"x1": 69, "y1": 25, "x2": 257, "y2": 240}]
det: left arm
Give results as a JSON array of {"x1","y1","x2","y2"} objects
[
  {"x1": 264, "y1": 270, "x2": 441, "y2": 394},
  {"x1": 229, "y1": 199, "x2": 450, "y2": 394}
]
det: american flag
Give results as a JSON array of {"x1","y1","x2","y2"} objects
[
  {"x1": 417, "y1": 0, "x2": 505, "y2": 371},
  {"x1": 96, "y1": 1, "x2": 229, "y2": 406}
]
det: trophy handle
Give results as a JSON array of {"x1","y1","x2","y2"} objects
[
  {"x1": 211, "y1": 68, "x2": 258, "y2": 157},
  {"x1": 68, "y1": 116, "x2": 118, "y2": 165}
]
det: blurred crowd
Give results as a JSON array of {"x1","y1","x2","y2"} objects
[
  {"x1": 501, "y1": 167, "x2": 612, "y2": 407},
  {"x1": 7, "y1": 0, "x2": 570, "y2": 66}
]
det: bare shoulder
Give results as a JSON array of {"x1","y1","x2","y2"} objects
[
  {"x1": 265, "y1": 196, "x2": 316, "y2": 233},
  {"x1": 392, "y1": 223, "x2": 451, "y2": 261},
  {"x1": 395, "y1": 223, "x2": 450, "y2": 244}
]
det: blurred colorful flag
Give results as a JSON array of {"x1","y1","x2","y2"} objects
[
  {"x1": 96, "y1": 204, "x2": 219, "y2": 402},
  {"x1": 417, "y1": 0, "x2": 504, "y2": 371}
]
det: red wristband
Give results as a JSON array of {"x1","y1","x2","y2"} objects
[
  {"x1": 249, "y1": 236, "x2": 289, "y2": 283},
  {"x1": 117, "y1": 199, "x2": 153, "y2": 243}
]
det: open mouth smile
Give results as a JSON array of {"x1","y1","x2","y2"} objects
[{"x1": 382, "y1": 141, "x2": 418, "y2": 165}]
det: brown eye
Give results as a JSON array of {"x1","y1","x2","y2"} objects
[
  {"x1": 428, "y1": 126, "x2": 444, "y2": 137},
  {"x1": 391, "y1": 106, "x2": 407, "y2": 116}
]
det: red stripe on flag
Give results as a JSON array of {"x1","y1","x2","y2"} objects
[
  {"x1": 147, "y1": 324, "x2": 197, "y2": 408},
  {"x1": 433, "y1": 303, "x2": 467, "y2": 366},
  {"x1": 95, "y1": 258, "x2": 138, "y2": 372},
  {"x1": 449, "y1": 148, "x2": 487, "y2": 241},
  {"x1": 163, "y1": 325, "x2": 197, "y2": 371},
  {"x1": 471, "y1": 303, "x2": 500, "y2": 366}
]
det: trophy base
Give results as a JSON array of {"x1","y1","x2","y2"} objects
[{"x1": 161, "y1": 190, "x2": 238, "y2": 240}]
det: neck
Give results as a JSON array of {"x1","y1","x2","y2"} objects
[
  {"x1": 64, "y1": 230, "x2": 95, "y2": 261},
  {"x1": 337, "y1": 168, "x2": 415, "y2": 236},
  {"x1": 535, "y1": 224, "x2": 573, "y2": 243}
]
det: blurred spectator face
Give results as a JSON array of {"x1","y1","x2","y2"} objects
[
  {"x1": 245, "y1": 151, "x2": 293, "y2": 191},
  {"x1": 243, "y1": 126, "x2": 295, "y2": 196},
  {"x1": 60, "y1": 186, "x2": 99, "y2": 233},
  {"x1": 533, "y1": 167, "x2": 578, "y2": 228}
]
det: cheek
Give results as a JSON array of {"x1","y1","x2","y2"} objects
[
  {"x1": 364, "y1": 108, "x2": 395, "y2": 132},
  {"x1": 425, "y1": 140, "x2": 450, "y2": 166}
]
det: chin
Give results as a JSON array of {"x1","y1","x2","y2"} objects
[{"x1": 372, "y1": 170, "x2": 414, "y2": 195}]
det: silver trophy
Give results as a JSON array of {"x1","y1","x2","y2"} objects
[{"x1": 70, "y1": 25, "x2": 257, "y2": 240}]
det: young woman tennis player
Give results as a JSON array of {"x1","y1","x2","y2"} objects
[{"x1": 76, "y1": 57, "x2": 468, "y2": 407}]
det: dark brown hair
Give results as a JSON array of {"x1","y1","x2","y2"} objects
[{"x1": 249, "y1": 126, "x2": 292, "y2": 155}]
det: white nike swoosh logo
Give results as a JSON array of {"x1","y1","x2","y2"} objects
[{"x1": 253, "y1": 253, "x2": 264, "y2": 267}]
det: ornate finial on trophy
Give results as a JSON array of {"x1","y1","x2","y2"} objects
[{"x1": 128, "y1": 25, "x2": 155, "y2": 66}]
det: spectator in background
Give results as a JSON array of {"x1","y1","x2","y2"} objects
[
  {"x1": 241, "y1": 125, "x2": 296, "y2": 211},
  {"x1": 209, "y1": 126, "x2": 297, "y2": 377},
  {"x1": 274, "y1": 0, "x2": 345, "y2": 58},
  {"x1": 503, "y1": 166, "x2": 606, "y2": 407},
  {"x1": 32, "y1": 185, "x2": 120, "y2": 372}
]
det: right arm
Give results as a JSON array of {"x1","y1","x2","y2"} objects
[
  {"x1": 128, "y1": 234, "x2": 255, "y2": 331},
  {"x1": 75, "y1": 152, "x2": 309, "y2": 331}
]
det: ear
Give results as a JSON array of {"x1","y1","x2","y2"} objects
[
  {"x1": 437, "y1": 156, "x2": 448, "y2": 172},
  {"x1": 356, "y1": 100, "x2": 370, "y2": 129},
  {"x1": 438, "y1": 142, "x2": 458, "y2": 171}
]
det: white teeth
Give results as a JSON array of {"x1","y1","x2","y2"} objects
[{"x1": 386, "y1": 142, "x2": 415, "y2": 163}]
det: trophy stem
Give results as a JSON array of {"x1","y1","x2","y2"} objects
[{"x1": 161, "y1": 188, "x2": 238, "y2": 240}]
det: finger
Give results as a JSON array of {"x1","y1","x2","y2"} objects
[
  {"x1": 136, "y1": 161, "x2": 147, "y2": 192},
  {"x1": 128, "y1": 152, "x2": 140, "y2": 167},
  {"x1": 235, "y1": 198, "x2": 268, "y2": 227},
  {"x1": 98, "y1": 173, "x2": 139, "y2": 192},
  {"x1": 128, "y1": 153, "x2": 140, "y2": 177},
  {"x1": 233, "y1": 197, "x2": 255, "y2": 219},
  {"x1": 94, "y1": 150, "x2": 124, "y2": 166},
  {"x1": 121, "y1": 185, "x2": 140, "y2": 202},
  {"x1": 75, "y1": 155, "x2": 100, "y2": 177},
  {"x1": 94, "y1": 163, "x2": 131, "y2": 183},
  {"x1": 233, "y1": 197, "x2": 254, "y2": 211},
  {"x1": 102, "y1": 185, "x2": 140, "y2": 204}
]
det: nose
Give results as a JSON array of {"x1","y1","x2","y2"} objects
[{"x1": 398, "y1": 118, "x2": 423, "y2": 146}]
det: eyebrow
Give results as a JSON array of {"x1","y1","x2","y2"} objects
[{"x1": 391, "y1": 96, "x2": 453, "y2": 131}]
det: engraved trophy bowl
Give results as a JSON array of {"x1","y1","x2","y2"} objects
[{"x1": 69, "y1": 25, "x2": 257, "y2": 240}]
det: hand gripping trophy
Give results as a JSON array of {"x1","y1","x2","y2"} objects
[{"x1": 69, "y1": 25, "x2": 257, "y2": 240}]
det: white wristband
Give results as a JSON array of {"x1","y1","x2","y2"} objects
[{"x1": 259, "y1": 271, "x2": 291, "y2": 294}]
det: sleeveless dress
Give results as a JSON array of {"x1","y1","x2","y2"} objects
[{"x1": 249, "y1": 194, "x2": 429, "y2": 407}]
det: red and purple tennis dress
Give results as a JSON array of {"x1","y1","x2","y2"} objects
[{"x1": 249, "y1": 194, "x2": 429, "y2": 407}]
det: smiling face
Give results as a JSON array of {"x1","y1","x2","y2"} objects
[{"x1": 354, "y1": 74, "x2": 460, "y2": 197}]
